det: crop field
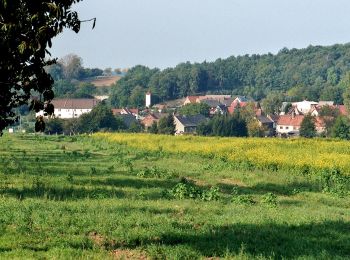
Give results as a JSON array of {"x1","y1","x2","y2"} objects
[
  {"x1": 90, "y1": 76, "x2": 121, "y2": 87},
  {"x1": 0, "y1": 133, "x2": 349, "y2": 259}
]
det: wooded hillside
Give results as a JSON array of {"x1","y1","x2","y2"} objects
[{"x1": 111, "y1": 43, "x2": 350, "y2": 107}]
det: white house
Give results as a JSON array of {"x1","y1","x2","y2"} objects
[
  {"x1": 291, "y1": 100, "x2": 318, "y2": 114},
  {"x1": 276, "y1": 114, "x2": 304, "y2": 136},
  {"x1": 276, "y1": 113, "x2": 326, "y2": 136},
  {"x1": 173, "y1": 114, "x2": 208, "y2": 135},
  {"x1": 36, "y1": 98, "x2": 100, "y2": 119}
]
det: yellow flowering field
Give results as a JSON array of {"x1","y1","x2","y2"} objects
[{"x1": 94, "y1": 133, "x2": 350, "y2": 175}]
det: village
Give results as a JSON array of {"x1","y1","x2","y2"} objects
[{"x1": 35, "y1": 92, "x2": 348, "y2": 137}]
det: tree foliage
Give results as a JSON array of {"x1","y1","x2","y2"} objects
[
  {"x1": 110, "y1": 43, "x2": 350, "y2": 107},
  {"x1": 158, "y1": 114, "x2": 175, "y2": 135},
  {"x1": 76, "y1": 102, "x2": 120, "y2": 133},
  {"x1": 197, "y1": 114, "x2": 247, "y2": 137},
  {"x1": 261, "y1": 92, "x2": 284, "y2": 115},
  {"x1": 299, "y1": 115, "x2": 316, "y2": 138},
  {"x1": 179, "y1": 103, "x2": 210, "y2": 117},
  {"x1": 331, "y1": 116, "x2": 350, "y2": 139},
  {"x1": 0, "y1": 0, "x2": 85, "y2": 133},
  {"x1": 247, "y1": 120, "x2": 265, "y2": 137}
]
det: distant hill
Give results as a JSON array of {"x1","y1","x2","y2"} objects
[{"x1": 110, "y1": 43, "x2": 350, "y2": 107}]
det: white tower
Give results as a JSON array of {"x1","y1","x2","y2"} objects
[{"x1": 146, "y1": 91, "x2": 151, "y2": 108}]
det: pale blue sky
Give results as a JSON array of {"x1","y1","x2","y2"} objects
[{"x1": 51, "y1": 0, "x2": 350, "y2": 69}]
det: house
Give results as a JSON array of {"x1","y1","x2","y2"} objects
[
  {"x1": 153, "y1": 103, "x2": 167, "y2": 113},
  {"x1": 268, "y1": 114, "x2": 279, "y2": 129},
  {"x1": 318, "y1": 101, "x2": 334, "y2": 107},
  {"x1": 112, "y1": 108, "x2": 139, "y2": 118},
  {"x1": 209, "y1": 105, "x2": 227, "y2": 116},
  {"x1": 141, "y1": 114, "x2": 160, "y2": 129},
  {"x1": 36, "y1": 98, "x2": 100, "y2": 119},
  {"x1": 276, "y1": 114, "x2": 304, "y2": 137},
  {"x1": 286, "y1": 105, "x2": 303, "y2": 116},
  {"x1": 233, "y1": 96, "x2": 253, "y2": 103},
  {"x1": 276, "y1": 113, "x2": 326, "y2": 137},
  {"x1": 173, "y1": 114, "x2": 208, "y2": 135},
  {"x1": 183, "y1": 96, "x2": 200, "y2": 105},
  {"x1": 256, "y1": 115, "x2": 275, "y2": 136},
  {"x1": 94, "y1": 95, "x2": 109, "y2": 101},
  {"x1": 141, "y1": 113, "x2": 168, "y2": 130},
  {"x1": 200, "y1": 99, "x2": 222, "y2": 111},
  {"x1": 183, "y1": 95, "x2": 232, "y2": 106},
  {"x1": 197, "y1": 95, "x2": 231, "y2": 102},
  {"x1": 291, "y1": 100, "x2": 318, "y2": 114},
  {"x1": 227, "y1": 96, "x2": 255, "y2": 114},
  {"x1": 220, "y1": 97, "x2": 235, "y2": 107},
  {"x1": 309, "y1": 106, "x2": 321, "y2": 116}
]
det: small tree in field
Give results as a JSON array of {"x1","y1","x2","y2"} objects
[{"x1": 299, "y1": 114, "x2": 316, "y2": 138}]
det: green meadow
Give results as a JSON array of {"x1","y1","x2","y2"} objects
[{"x1": 0, "y1": 134, "x2": 349, "y2": 259}]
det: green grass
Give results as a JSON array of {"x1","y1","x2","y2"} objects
[{"x1": 0, "y1": 133, "x2": 349, "y2": 259}]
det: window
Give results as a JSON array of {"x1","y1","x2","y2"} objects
[
  {"x1": 286, "y1": 127, "x2": 289, "y2": 130},
  {"x1": 279, "y1": 126, "x2": 283, "y2": 129}
]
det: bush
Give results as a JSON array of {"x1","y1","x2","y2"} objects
[
  {"x1": 319, "y1": 168, "x2": 349, "y2": 197},
  {"x1": 232, "y1": 195, "x2": 255, "y2": 205},
  {"x1": 261, "y1": 192, "x2": 278, "y2": 207},
  {"x1": 169, "y1": 178, "x2": 220, "y2": 201},
  {"x1": 137, "y1": 166, "x2": 175, "y2": 179}
]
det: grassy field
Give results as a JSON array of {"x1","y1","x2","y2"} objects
[
  {"x1": 0, "y1": 133, "x2": 349, "y2": 259},
  {"x1": 90, "y1": 76, "x2": 121, "y2": 87}
]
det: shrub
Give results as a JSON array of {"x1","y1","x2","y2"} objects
[
  {"x1": 261, "y1": 192, "x2": 278, "y2": 207},
  {"x1": 136, "y1": 166, "x2": 175, "y2": 179},
  {"x1": 231, "y1": 195, "x2": 255, "y2": 205},
  {"x1": 319, "y1": 168, "x2": 349, "y2": 197},
  {"x1": 169, "y1": 178, "x2": 220, "y2": 201}
]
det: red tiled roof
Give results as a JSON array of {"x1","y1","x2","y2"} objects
[
  {"x1": 52, "y1": 99, "x2": 99, "y2": 109},
  {"x1": 186, "y1": 96, "x2": 200, "y2": 104},
  {"x1": 337, "y1": 105, "x2": 347, "y2": 116},
  {"x1": 112, "y1": 109, "x2": 123, "y2": 115},
  {"x1": 141, "y1": 114, "x2": 160, "y2": 127},
  {"x1": 112, "y1": 108, "x2": 139, "y2": 115},
  {"x1": 124, "y1": 108, "x2": 139, "y2": 115},
  {"x1": 277, "y1": 115, "x2": 304, "y2": 127}
]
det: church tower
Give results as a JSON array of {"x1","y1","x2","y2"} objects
[{"x1": 146, "y1": 91, "x2": 151, "y2": 108}]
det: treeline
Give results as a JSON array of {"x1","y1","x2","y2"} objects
[
  {"x1": 46, "y1": 54, "x2": 104, "y2": 82},
  {"x1": 110, "y1": 43, "x2": 350, "y2": 107},
  {"x1": 45, "y1": 54, "x2": 107, "y2": 99}
]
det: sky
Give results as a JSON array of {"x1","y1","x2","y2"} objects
[{"x1": 51, "y1": 0, "x2": 350, "y2": 70}]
